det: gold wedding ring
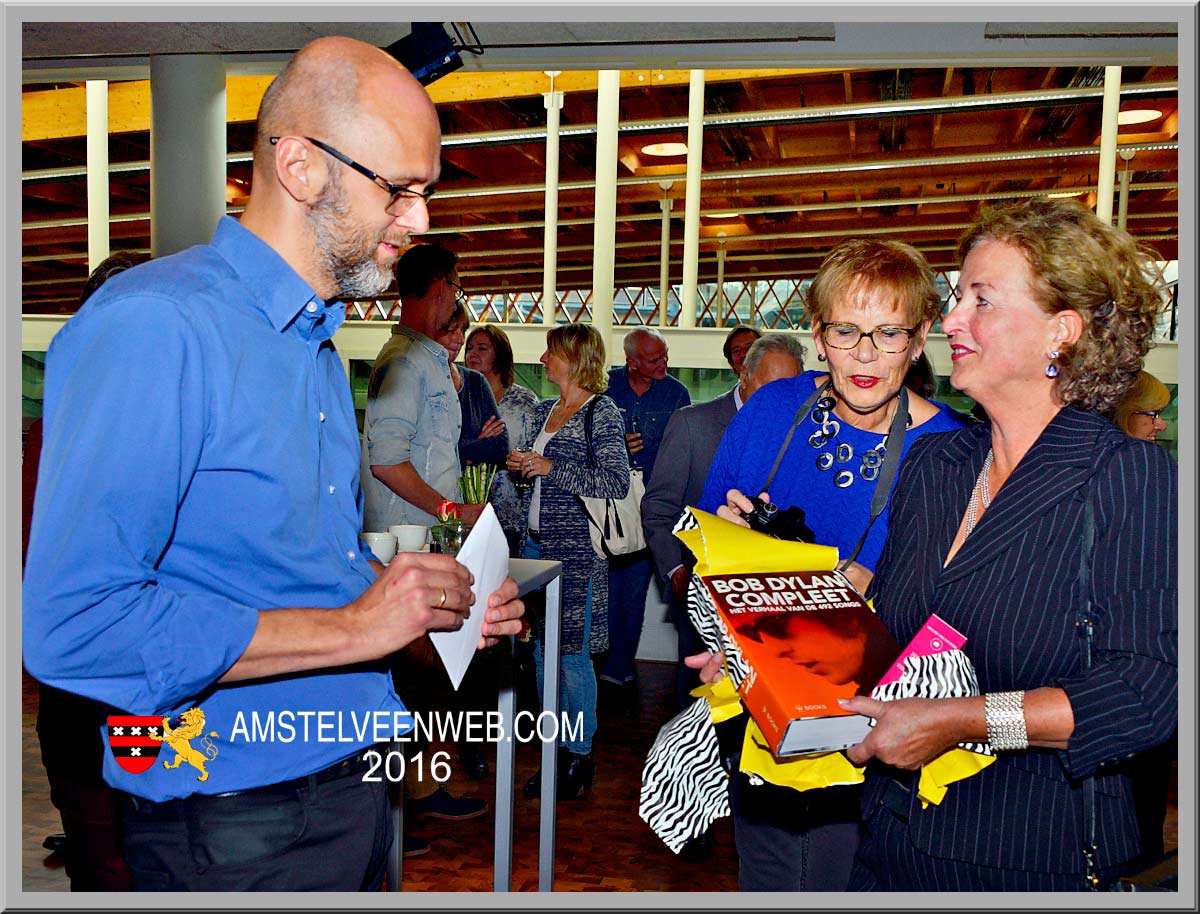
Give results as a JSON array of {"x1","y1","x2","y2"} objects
[{"x1": 437, "y1": 587, "x2": 447, "y2": 608}]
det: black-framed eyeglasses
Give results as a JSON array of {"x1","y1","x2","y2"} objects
[
  {"x1": 447, "y1": 280, "x2": 468, "y2": 307},
  {"x1": 821, "y1": 322, "x2": 920, "y2": 354},
  {"x1": 269, "y1": 136, "x2": 435, "y2": 213},
  {"x1": 1134, "y1": 409, "x2": 1164, "y2": 420}
]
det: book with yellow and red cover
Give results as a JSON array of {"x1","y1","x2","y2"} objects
[{"x1": 704, "y1": 569, "x2": 901, "y2": 757}]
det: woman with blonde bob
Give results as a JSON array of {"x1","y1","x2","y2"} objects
[
  {"x1": 841, "y1": 197, "x2": 1176, "y2": 891},
  {"x1": 1110, "y1": 369, "x2": 1171, "y2": 444},
  {"x1": 506, "y1": 323, "x2": 630, "y2": 800}
]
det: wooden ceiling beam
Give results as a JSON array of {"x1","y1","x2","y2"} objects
[
  {"x1": 1012, "y1": 67, "x2": 1057, "y2": 143},
  {"x1": 930, "y1": 67, "x2": 954, "y2": 149},
  {"x1": 842, "y1": 72, "x2": 855, "y2": 152},
  {"x1": 22, "y1": 68, "x2": 824, "y2": 142},
  {"x1": 740, "y1": 78, "x2": 779, "y2": 161}
]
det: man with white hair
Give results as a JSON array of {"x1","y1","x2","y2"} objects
[{"x1": 601, "y1": 327, "x2": 691, "y2": 714}]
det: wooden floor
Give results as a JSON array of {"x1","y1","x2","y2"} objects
[{"x1": 21, "y1": 660, "x2": 1177, "y2": 893}]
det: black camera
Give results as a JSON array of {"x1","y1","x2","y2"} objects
[{"x1": 745, "y1": 497, "x2": 815, "y2": 543}]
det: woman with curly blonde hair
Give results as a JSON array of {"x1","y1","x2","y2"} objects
[{"x1": 843, "y1": 197, "x2": 1176, "y2": 891}]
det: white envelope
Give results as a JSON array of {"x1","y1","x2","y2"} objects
[{"x1": 429, "y1": 503, "x2": 508, "y2": 690}]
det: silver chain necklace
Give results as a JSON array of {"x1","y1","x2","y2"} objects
[{"x1": 963, "y1": 448, "x2": 995, "y2": 538}]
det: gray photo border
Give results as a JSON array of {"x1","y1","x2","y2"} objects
[{"x1": 5, "y1": 0, "x2": 1195, "y2": 911}]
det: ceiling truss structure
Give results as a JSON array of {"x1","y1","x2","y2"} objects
[{"x1": 20, "y1": 22, "x2": 1182, "y2": 315}]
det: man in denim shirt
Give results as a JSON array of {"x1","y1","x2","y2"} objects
[
  {"x1": 362, "y1": 243, "x2": 483, "y2": 529},
  {"x1": 361, "y1": 242, "x2": 491, "y2": 844},
  {"x1": 602, "y1": 328, "x2": 690, "y2": 713}
]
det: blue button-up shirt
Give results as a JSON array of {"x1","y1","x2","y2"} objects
[
  {"x1": 606, "y1": 367, "x2": 692, "y2": 474},
  {"x1": 23, "y1": 217, "x2": 409, "y2": 801}
]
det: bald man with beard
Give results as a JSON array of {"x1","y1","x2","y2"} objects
[{"x1": 23, "y1": 37, "x2": 525, "y2": 891}]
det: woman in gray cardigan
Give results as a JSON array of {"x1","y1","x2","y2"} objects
[{"x1": 506, "y1": 323, "x2": 630, "y2": 800}]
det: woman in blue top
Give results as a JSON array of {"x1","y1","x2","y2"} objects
[
  {"x1": 465, "y1": 323, "x2": 540, "y2": 557},
  {"x1": 692, "y1": 237, "x2": 966, "y2": 892},
  {"x1": 435, "y1": 300, "x2": 510, "y2": 469}
]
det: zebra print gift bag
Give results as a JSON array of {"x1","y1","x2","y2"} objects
[{"x1": 640, "y1": 510, "x2": 996, "y2": 852}]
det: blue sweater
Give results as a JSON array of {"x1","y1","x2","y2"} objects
[
  {"x1": 699, "y1": 371, "x2": 967, "y2": 572},
  {"x1": 457, "y1": 365, "x2": 509, "y2": 467}
]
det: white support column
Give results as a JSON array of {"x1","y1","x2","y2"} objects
[
  {"x1": 150, "y1": 55, "x2": 227, "y2": 257},
  {"x1": 591, "y1": 70, "x2": 620, "y2": 363},
  {"x1": 1095, "y1": 66, "x2": 1122, "y2": 225},
  {"x1": 715, "y1": 240, "x2": 727, "y2": 327},
  {"x1": 542, "y1": 73, "x2": 563, "y2": 326},
  {"x1": 658, "y1": 181, "x2": 673, "y2": 327},
  {"x1": 85, "y1": 80, "x2": 110, "y2": 271},
  {"x1": 1117, "y1": 150, "x2": 1135, "y2": 232},
  {"x1": 679, "y1": 69, "x2": 705, "y2": 330}
]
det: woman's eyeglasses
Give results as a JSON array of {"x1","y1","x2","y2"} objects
[
  {"x1": 1134, "y1": 409, "x2": 1164, "y2": 420},
  {"x1": 821, "y1": 322, "x2": 920, "y2": 354}
]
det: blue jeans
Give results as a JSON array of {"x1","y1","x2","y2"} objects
[
  {"x1": 524, "y1": 536, "x2": 597, "y2": 755},
  {"x1": 600, "y1": 550, "x2": 653, "y2": 684}
]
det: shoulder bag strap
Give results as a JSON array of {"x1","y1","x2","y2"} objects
[{"x1": 582, "y1": 397, "x2": 599, "y2": 468}]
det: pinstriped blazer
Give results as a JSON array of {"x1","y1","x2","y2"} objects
[{"x1": 863, "y1": 406, "x2": 1177, "y2": 876}]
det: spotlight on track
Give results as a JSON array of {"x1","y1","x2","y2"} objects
[{"x1": 384, "y1": 22, "x2": 484, "y2": 87}]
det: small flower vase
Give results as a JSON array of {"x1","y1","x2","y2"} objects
[{"x1": 430, "y1": 520, "x2": 466, "y2": 556}]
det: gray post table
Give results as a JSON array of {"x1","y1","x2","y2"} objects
[
  {"x1": 386, "y1": 556, "x2": 563, "y2": 892},
  {"x1": 498, "y1": 557, "x2": 562, "y2": 892}
]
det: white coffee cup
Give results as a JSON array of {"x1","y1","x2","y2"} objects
[
  {"x1": 389, "y1": 524, "x2": 429, "y2": 553},
  {"x1": 361, "y1": 531, "x2": 398, "y2": 564}
]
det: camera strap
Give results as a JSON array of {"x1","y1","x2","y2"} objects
[
  {"x1": 758, "y1": 379, "x2": 909, "y2": 571},
  {"x1": 760, "y1": 379, "x2": 832, "y2": 495}
]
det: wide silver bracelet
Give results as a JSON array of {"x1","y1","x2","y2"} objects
[{"x1": 984, "y1": 690, "x2": 1028, "y2": 752}]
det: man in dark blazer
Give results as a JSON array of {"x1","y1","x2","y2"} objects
[{"x1": 642, "y1": 332, "x2": 806, "y2": 710}]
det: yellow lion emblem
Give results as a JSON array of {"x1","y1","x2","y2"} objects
[{"x1": 147, "y1": 708, "x2": 219, "y2": 781}]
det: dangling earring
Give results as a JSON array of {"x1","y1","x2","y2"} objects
[{"x1": 1045, "y1": 350, "x2": 1060, "y2": 379}]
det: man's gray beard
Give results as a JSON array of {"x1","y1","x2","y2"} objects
[{"x1": 307, "y1": 172, "x2": 393, "y2": 299}]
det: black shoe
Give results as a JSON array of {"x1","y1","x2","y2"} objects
[
  {"x1": 678, "y1": 831, "x2": 713, "y2": 863},
  {"x1": 402, "y1": 833, "x2": 430, "y2": 858},
  {"x1": 523, "y1": 747, "x2": 571, "y2": 799},
  {"x1": 42, "y1": 834, "x2": 66, "y2": 854},
  {"x1": 558, "y1": 751, "x2": 593, "y2": 801},
  {"x1": 458, "y1": 742, "x2": 489, "y2": 781},
  {"x1": 522, "y1": 768, "x2": 542, "y2": 799},
  {"x1": 407, "y1": 787, "x2": 488, "y2": 821},
  {"x1": 619, "y1": 678, "x2": 640, "y2": 718}
]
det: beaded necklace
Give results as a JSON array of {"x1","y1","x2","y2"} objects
[{"x1": 807, "y1": 391, "x2": 913, "y2": 488}]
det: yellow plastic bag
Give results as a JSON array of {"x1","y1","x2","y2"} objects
[{"x1": 917, "y1": 747, "x2": 996, "y2": 807}]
